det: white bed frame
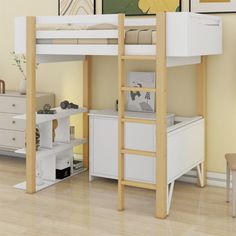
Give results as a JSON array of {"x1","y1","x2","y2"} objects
[
  {"x1": 15, "y1": 13, "x2": 222, "y2": 65},
  {"x1": 14, "y1": 12, "x2": 222, "y2": 218}
]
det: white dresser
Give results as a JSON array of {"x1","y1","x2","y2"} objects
[{"x1": 0, "y1": 91, "x2": 54, "y2": 155}]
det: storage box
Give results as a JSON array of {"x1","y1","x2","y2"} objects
[
  {"x1": 56, "y1": 156, "x2": 71, "y2": 179},
  {"x1": 56, "y1": 167, "x2": 71, "y2": 179}
]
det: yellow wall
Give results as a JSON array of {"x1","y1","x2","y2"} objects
[
  {"x1": 0, "y1": 0, "x2": 236, "y2": 173},
  {"x1": 0, "y1": 0, "x2": 83, "y2": 152}
]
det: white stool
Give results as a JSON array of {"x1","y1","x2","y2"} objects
[{"x1": 225, "y1": 153, "x2": 236, "y2": 218}]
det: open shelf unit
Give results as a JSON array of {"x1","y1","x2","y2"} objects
[{"x1": 14, "y1": 107, "x2": 87, "y2": 192}]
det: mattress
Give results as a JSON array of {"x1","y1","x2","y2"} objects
[{"x1": 36, "y1": 24, "x2": 157, "y2": 45}]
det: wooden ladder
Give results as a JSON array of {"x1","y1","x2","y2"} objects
[{"x1": 117, "y1": 13, "x2": 168, "y2": 219}]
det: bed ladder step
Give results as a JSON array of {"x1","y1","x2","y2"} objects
[
  {"x1": 121, "y1": 149, "x2": 156, "y2": 157},
  {"x1": 121, "y1": 180, "x2": 156, "y2": 190},
  {"x1": 122, "y1": 118, "x2": 156, "y2": 124},
  {"x1": 121, "y1": 87, "x2": 156, "y2": 93},
  {"x1": 121, "y1": 55, "x2": 156, "y2": 61}
]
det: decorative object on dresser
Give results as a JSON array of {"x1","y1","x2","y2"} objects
[
  {"x1": 52, "y1": 120, "x2": 58, "y2": 142},
  {"x1": 0, "y1": 91, "x2": 54, "y2": 156},
  {"x1": 60, "y1": 100, "x2": 79, "y2": 109},
  {"x1": 37, "y1": 104, "x2": 57, "y2": 114},
  {"x1": 190, "y1": 0, "x2": 236, "y2": 13},
  {"x1": 70, "y1": 126, "x2": 75, "y2": 140},
  {"x1": 25, "y1": 126, "x2": 41, "y2": 151},
  {"x1": 0, "y1": 80, "x2": 5, "y2": 94},
  {"x1": 11, "y1": 51, "x2": 38, "y2": 95}
]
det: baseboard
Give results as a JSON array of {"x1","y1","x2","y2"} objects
[{"x1": 178, "y1": 170, "x2": 229, "y2": 188}]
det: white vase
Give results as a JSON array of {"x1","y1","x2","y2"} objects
[{"x1": 18, "y1": 79, "x2": 26, "y2": 95}]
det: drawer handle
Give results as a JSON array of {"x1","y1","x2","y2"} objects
[
  {"x1": 12, "y1": 104, "x2": 16, "y2": 107},
  {"x1": 12, "y1": 137, "x2": 16, "y2": 141},
  {"x1": 12, "y1": 121, "x2": 16, "y2": 124}
]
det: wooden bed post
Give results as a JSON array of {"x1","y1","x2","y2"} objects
[
  {"x1": 83, "y1": 56, "x2": 91, "y2": 168},
  {"x1": 197, "y1": 56, "x2": 207, "y2": 187},
  {"x1": 156, "y1": 12, "x2": 168, "y2": 219},
  {"x1": 118, "y1": 14, "x2": 125, "y2": 211},
  {"x1": 26, "y1": 16, "x2": 37, "y2": 194}
]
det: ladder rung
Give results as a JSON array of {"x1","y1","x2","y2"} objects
[
  {"x1": 121, "y1": 55, "x2": 156, "y2": 61},
  {"x1": 121, "y1": 149, "x2": 156, "y2": 157},
  {"x1": 121, "y1": 180, "x2": 156, "y2": 190},
  {"x1": 121, "y1": 87, "x2": 156, "y2": 93},
  {"x1": 122, "y1": 118, "x2": 156, "y2": 124}
]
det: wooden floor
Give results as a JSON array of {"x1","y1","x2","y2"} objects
[{"x1": 0, "y1": 156, "x2": 236, "y2": 236}]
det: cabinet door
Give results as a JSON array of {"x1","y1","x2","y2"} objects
[
  {"x1": 125, "y1": 154, "x2": 156, "y2": 184},
  {"x1": 91, "y1": 117, "x2": 118, "y2": 178},
  {"x1": 124, "y1": 123, "x2": 156, "y2": 183},
  {"x1": 125, "y1": 123, "x2": 155, "y2": 152}
]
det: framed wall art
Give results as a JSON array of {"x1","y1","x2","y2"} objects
[
  {"x1": 190, "y1": 0, "x2": 236, "y2": 13},
  {"x1": 126, "y1": 72, "x2": 156, "y2": 113},
  {"x1": 58, "y1": 0, "x2": 95, "y2": 16},
  {"x1": 102, "y1": 0, "x2": 181, "y2": 16}
]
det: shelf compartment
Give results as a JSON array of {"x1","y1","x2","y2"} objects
[
  {"x1": 14, "y1": 168, "x2": 87, "y2": 192},
  {"x1": 15, "y1": 138, "x2": 87, "y2": 158},
  {"x1": 14, "y1": 107, "x2": 88, "y2": 124}
]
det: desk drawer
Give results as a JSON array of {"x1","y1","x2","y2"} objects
[
  {"x1": 0, "y1": 130, "x2": 25, "y2": 148},
  {"x1": 0, "y1": 97, "x2": 25, "y2": 114},
  {"x1": 0, "y1": 113, "x2": 25, "y2": 131},
  {"x1": 125, "y1": 122, "x2": 155, "y2": 152}
]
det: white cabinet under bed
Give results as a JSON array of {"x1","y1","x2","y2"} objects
[{"x1": 89, "y1": 110, "x2": 204, "y2": 184}]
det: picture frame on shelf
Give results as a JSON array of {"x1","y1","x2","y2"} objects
[
  {"x1": 126, "y1": 72, "x2": 156, "y2": 113},
  {"x1": 190, "y1": 0, "x2": 236, "y2": 13},
  {"x1": 58, "y1": 0, "x2": 96, "y2": 16},
  {"x1": 102, "y1": 0, "x2": 181, "y2": 16}
]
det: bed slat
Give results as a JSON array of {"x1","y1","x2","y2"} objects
[{"x1": 37, "y1": 30, "x2": 118, "y2": 39}]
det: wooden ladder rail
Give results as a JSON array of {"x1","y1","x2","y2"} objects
[
  {"x1": 26, "y1": 16, "x2": 37, "y2": 194},
  {"x1": 117, "y1": 13, "x2": 168, "y2": 219}
]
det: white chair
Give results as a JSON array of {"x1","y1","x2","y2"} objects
[{"x1": 225, "y1": 153, "x2": 236, "y2": 218}]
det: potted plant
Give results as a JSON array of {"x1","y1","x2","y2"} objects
[{"x1": 11, "y1": 51, "x2": 38, "y2": 95}]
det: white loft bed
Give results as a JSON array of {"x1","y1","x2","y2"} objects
[
  {"x1": 14, "y1": 12, "x2": 222, "y2": 218},
  {"x1": 15, "y1": 13, "x2": 222, "y2": 66}
]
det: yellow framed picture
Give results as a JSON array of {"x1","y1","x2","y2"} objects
[{"x1": 190, "y1": 0, "x2": 236, "y2": 13}]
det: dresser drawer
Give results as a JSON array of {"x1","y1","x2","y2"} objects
[
  {"x1": 0, "y1": 97, "x2": 25, "y2": 114},
  {"x1": 0, "y1": 113, "x2": 25, "y2": 131},
  {"x1": 0, "y1": 130, "x2": 25, "y2": 149}
]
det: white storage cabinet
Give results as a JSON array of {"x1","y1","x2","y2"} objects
[{"x1": 89, "y1": 110, "x2": 205, "y2": 184}]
